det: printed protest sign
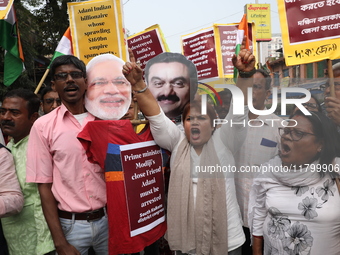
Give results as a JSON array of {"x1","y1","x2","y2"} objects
[
  {"x1": 120, "y1": 141, "x2": 165, "y2": 237},
  {"x1": 0, "y1": 0, "x2": 13, "y2": 19},
  {"x1": 127, "y1": 24, "x2": 169, "y2": 71},
  {"x1": 214, "y1": 23, "x2": 255, "y2": 78},
  {"x1": 182, "y1": 27, "x2": 218, "y2": 81},
  {"x1": 278, "y1": 0, "x2": 340, "y2": 66},
  {"x1": 68, "y1": 0, "x2": 127, "y2": 64},
  {"x1": 182, "y1": 24, "x2": 256, "y2": 83}
]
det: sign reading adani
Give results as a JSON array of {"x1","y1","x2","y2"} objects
[
  {"x1": 245, "y1": 4, "x2": 271, "y2": 42},
  {"x1": 68, "y1": 0, "x2": 127, "y2": 64},
  {"x1": 127, "y1": 24, "x2": 169, "y2": 72},
  {"x1": 120, "y1": 141, "x2": 165, "y2": 237}
]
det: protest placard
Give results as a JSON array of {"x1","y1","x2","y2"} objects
[
  {"x1": 182, "y1": 27, "x2": 218, "y2": 81},
  {"x1": 278, "y1": 0, "x2": 340, "y2": 66},
  {"x1": 214, "y1": 23, "x2": 255, "y2": 77},
  {"x1": 0, "y1": 0, "x2": 13, "y2": 19},
  {"x1": 127, "y1": 24, "x2": 169, "y2": 71},
  {"x1": 120, "y1": 141, "x2": 165, "y2": 237},
  {"x1": 68, "y1": 0, "x2": 127, "y2": 64},
  {"x1": 182, "y1": 23, "x2": 255, "y2": 83}
]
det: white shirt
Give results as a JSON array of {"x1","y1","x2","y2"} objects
[
  {"x1": 234, "y1": 113, "x2": 282, "y2": 227},
  {"x1": 0, "y1": 129, "x2": 5, "y2": 145}
]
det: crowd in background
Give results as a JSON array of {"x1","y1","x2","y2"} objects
[{"x1": 0, "y1": 48, "x2": 340, "y2": 255}]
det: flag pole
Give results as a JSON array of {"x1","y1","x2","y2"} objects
[
  {"x1": 327, "y1": 59, "x2": 335, "y2": 97},
  {"x1": 34, "y1": 68, "x2": 50, "y2": 94}
]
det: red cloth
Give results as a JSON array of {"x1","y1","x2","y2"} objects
[{"x1": 78, "y1": 120, "x2": 167, "y2": 255}]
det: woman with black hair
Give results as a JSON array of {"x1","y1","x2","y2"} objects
[
  {"x1": 249, "y1": 110, "x2": 340, "y2": 255},
  {"x1": 123, "y1": 44, "x2": 256, "y2": 254}
]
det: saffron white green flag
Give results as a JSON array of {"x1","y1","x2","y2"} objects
[
  {"x1": 49, "y1": 27, "x2": 73, "y2": 67},
  {"x1": 233, "y1": 14, "x2": 249, "y2": 80},
  {"x1": 0, "y1": 4, "x2": 24, "y2": 86}
]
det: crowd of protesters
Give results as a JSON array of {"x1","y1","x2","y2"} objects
[{"x1": 0, "y1": 44, "x2": 340, "y2": 255}]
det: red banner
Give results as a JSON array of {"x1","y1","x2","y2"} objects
[
  {"x1": 182, "y1": 28, "x2": 218, "y2": 80},
  {"x1": 128, "y1": 26, "x2": 167, "y2": 71},
  {"x1": 284, "y1": 0, "x2": 340, "y2": 44},
  {"x1": 120, "y1": 141, "x2": 165, "y2": 237}
]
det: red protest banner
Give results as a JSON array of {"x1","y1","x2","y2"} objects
[
  {"x1": 182, "y1": 24, "x2": 255, "y2": 82},
  {"x1": 120, "y1": 141, "x2": 165, "y2": 237},
  {"x1": 127, "y1": 25, "x2": 168, "y2": 71},
  {"x1": 217, "y1": 23, "x2": 254, "y2": 76},
  {"x1": 278, "y1": 0, "x2": 340, "y2": 65},
  {"x1": 284, "y1": 0, "x2": 340, "y2": 44},
  {"x1": 182, "y1": 27, "x2": 218, "y2": 81}
]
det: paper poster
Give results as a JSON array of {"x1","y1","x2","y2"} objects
[
  {"x1": 182, "y1": 23, "x2": 256, "y2": 82},
  {"x1": 182, "y1": 27, "x2": 218, "y2": 81},
  {"x1": 278, "y1": 0, "x2": 340, "y2": 66},
  {"x1": 127, "y1": 24, "x2": 169, "y2": 71},
  {"x1": 68, "y1": 0, "x2": 127, "y2": 64},
  {"x1": 214, "y1": 23, "x2": 255, "y2": 77},
  {"x1": 0, "y1": 0, "x2": 14, "y2": 19},
  {"x1": 120, "y1": 141, "x2": 165, "y2": 237}
]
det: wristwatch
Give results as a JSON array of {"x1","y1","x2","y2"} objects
[{"x1": 239, "y1": 69, "x2": 256, "y2": 78}]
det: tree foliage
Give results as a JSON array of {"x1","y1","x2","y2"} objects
[{"x1": 0, "y1": 0, "x2": 77, "y2": 99}]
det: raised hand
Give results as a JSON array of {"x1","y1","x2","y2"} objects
[
  {"x1": 122, "y1": 48, "x2": 159, "y2": 116},
  {"x1": 325, "y1": 96, "x2": 340, "y2": 126},
  {"x1": 123, "y1": 49, "x2": 144, "y2": 89},
  {"x1": 232, "y1": 37, "x2": 255, "y2": 72}
]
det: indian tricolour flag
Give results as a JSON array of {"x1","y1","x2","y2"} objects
[
  {"x1": 0, "y1": 4, "x2": 24, "y2": 86},
  {"x1": 233, "y1": 14, "x2": 250, "y2": 80},
  {"x1": 49, "y1": 27, "x2": 73, "y2": 66},
  {"x1": 34, "y1": 27, "x2": 73, "y2": 94}
]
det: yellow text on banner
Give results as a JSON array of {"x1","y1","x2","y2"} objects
[{"x1": 68, "y1": 0, "x2": 127, "y2": 65}]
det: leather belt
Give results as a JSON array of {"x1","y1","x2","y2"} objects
[{"x1": 58, "y1": 207, "x2": 105, "y2": 222}]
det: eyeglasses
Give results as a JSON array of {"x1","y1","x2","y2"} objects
[
  {"x1": 54, "y1": 71, "x2": 84, "y2": 81},
  {"x1": 253, "y1": 84, "x2": 265, "y2": 90},
  {"x1": 44, "y1": 98, "x2": 62, "y2": 105},
  {"x1": 302, "y1": 102, "x2": 318, "y2": 109},
  {"x1": 278, "y1": 127, "x2": 316, "y2": 141},
  {"x1": 91, "y1": 79, "x2": 129, "y2": 88}
]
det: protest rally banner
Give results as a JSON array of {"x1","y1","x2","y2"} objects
[
  {"x1": 127, "y1": 24, "x2": 169, "y2": 71},
  {"x1": 68, "y1": 0, "x2": 127, "y2": 64},
  {"x1": 120, "y1": 141, "x2": 165, "y2": 237},
  {"x1": 182, "y1": 27, "x2": 219, "y2": 81},
  {"x1": 0, "y1": 0, "x2": 13, "y2": 19},
  {"x1": 182, "y1": 23, "x2": 256, "y2": 84},
  {"x1": 245, "y1": 4, "x2": 271, "y2": 42},
  {"x1": 278, "y1": 0, "x2": 340, "y2": 66}
]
